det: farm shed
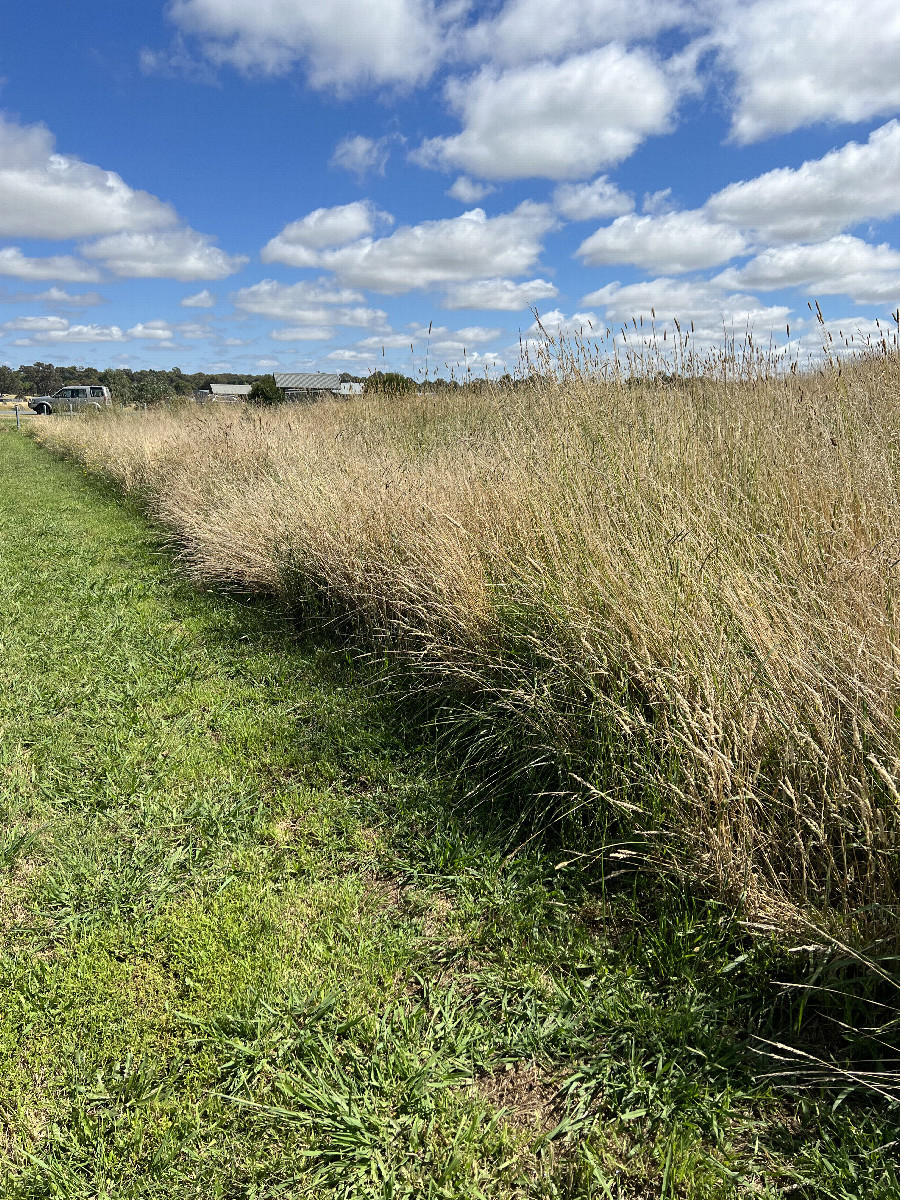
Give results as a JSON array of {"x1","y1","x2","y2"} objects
[
  {"x1": 206, "y1": 383, "x2": 253, "y2": 401},
  {"x1": 274, "y1": 372, "x2": 342, "y2": 400}
]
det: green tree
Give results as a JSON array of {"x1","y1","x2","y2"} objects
[
  {"x1": 363, "y1": 371, "x2": 414, "y2": 396},
  {"x1": 133, "y1": 372, "x2": 173, "y2": 408},
  {"x1": 102, "y1": 369, "x2": 136, "y2": 406},
  {"x1": 20, "y1": 362, "x2": 62, "y2": 395},
  {"x1": 248, "y1": 374, "x2": 282, "y2": 405},
  {"x1": 0, "y1": 365, "x2": 26, "y2": 397}
]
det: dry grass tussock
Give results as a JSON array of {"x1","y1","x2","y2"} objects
[{"x1": 35, "y1": 339, "x2": 900, "y2": 945}]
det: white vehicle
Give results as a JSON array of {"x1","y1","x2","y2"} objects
[{"x1": 30, "y1": 385, "x2": 111, "y2": 415}]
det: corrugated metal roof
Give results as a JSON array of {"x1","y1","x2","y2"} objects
[
  {"x1": 275, "y1": 372, "x2": 342, "y2": 390},
  {"x1": 208, "y1": 382, "x2": 252, "y2": 395}
]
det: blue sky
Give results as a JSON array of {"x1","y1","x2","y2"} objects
[{"x1": 1, "y1": 0, "x2": 900, "y2": 377}]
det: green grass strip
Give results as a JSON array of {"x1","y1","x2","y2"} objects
[{"x1": 1, "y1": 429, "x2": 897, "y2": 1199}]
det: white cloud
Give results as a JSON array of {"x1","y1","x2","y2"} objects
[
  {"x1": 168, "y1": 0, "x2": 449, "y2": 89},
  {"x1": 0, "y1": 116, "x2": 246, "y2": 283},
  {"x1": 33, "y1": 287, "x2": 106, "y2": 309},
  {"x1": 715, "y1": 235, "x2": 900, "y2": 305},
  {"x1": 324, "y1": 348, "x2": 382, "y2": 365},
  {"x1": 261, "y1": 201, "x2": 392, "y2": 267},
  {"x1": 447, "y1": 176, "x2": 496, "y2": 204},
  {"x1": 316, "y1": 203, "x2": 556, "y2": 293},
  {"x1": 582, "y1": 277, "x2": 790, "y2": 341},
  {"x1": 127, "y1": 320, "x2": 175, "y2": 340},
  {"x1": 270, "y1": 327, "x2": 334, "y2": 341},
  {"x1": 330, "y1": 135, "x2": 392, "y2": 180},
  {"x1": 420, "y1": 323, "x2": 501, "y2": 344},
  {"x1": 716, "y1": 0, "x2": 900, "y2": 142},
  {"x1": 181, "y1": 288, "x2": 216, "y2": 307},
  {"x1": 2, "y1": 315, "x2": 70, "y2": 333},
  {"x1": 0, "y1": 114, "x2": 176, "y2": 239},
  {"x1": 553, "y1": 176, "x2": 633, "y2": 222},
  {"x1": 231, "y1": 280, "x2": 383, "y2": 329},
  {"x1": 416, "y1": 47, "x2": 681, "y2": 180},
  {"x1": 0, "y1": 286, "x2": 105, "y2": 308},
  {"x1": 522, "y1": 308, "x2": 599, "y2": 339},
  {"x1": 642, "y1": 187, "x2": 676, "y2": 216},
  {"x1": 354, "y1": 333, "x2": 419, "y2": 350},
  {"x1": 577, "y1": 211, "x2": 747, "y2": 274},
  {"x1": 355, "y1": 323, "x2": 502, "y2": 356},
  {"x1": 82, "y1": 229, "x2": 247, "y2": 280},
  {"x1": 176, "y1": 321, "x2": 215, "y2": 339},
  {"x1": 0, "y1": 247, "x2": 101, "y2": 282},
  {"x1": 12, "y1": 321, "x2": 127, "y2": 345},
  {"x1": 441, "y1": 276, "x2": 559, "y2": 310},
  {"x1": 464, "y1": 0, "x2": 698, "y2": 66},
  {"x1": 232, "y1": 278, "x2": 365, "y2": 314},
  {"x1": 802, "y1": 315, "x2": 898, "y2": 349},
  {"x1": 706, "y1": 121, "x2": 900, "y2": 242}
]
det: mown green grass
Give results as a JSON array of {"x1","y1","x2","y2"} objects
[{"x1": 0, "y1": 428, "x2": 897, "y2": 1198}]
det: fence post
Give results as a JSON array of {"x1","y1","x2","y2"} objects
[{"x1": 14, "y1": 405, "x2": 19, "y2": 430}]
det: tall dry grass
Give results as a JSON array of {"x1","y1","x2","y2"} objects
[{"x1": 34, "y1": 336, "x2": 900, "y2": 944}]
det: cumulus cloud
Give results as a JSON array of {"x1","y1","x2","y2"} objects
[
  {"x1": 262, "y1": 201, "x2": 392, "y2": 267},
  {"x1": 0, "y1": 286, "x2": 105, "y2": 309},
  {"x1": 34, "y1": 287, "x2": 106, "y2": 309},
  {"x1": 270, "y1": 327, "x2": 334, "y2": 341},
  {"x1": 582, "y1": 277, "x2": 790, "y2": 341},
  {"x1": 231, "y1": 279, "x2": 376, "y2": 319},
  {"x1": 2, "y1": 315, "x2": 70, "y2": 333},
  {"x1": 234, "y1": 280, "x2": 388, "y2": 342},
  {"x1": 315, "y1": 203, "x2": 556, "y2": 293},
  {"x1": 330, "y1": 135, "x2": 393, "y2": 180},
  {"x1": 168, "y1": 0, "x2": 450, "y2": 89},
  {"x1": 0, "y1": 114, "x2": 176, "y2": 239},
  {"x1": 716, "y1": 0, "x2": 900, "y2": 142},
  {"x1": 127, "y1": 320, "x2": 175, "y2": 340},
  {"x1": 324, "y1": 348, "x2": 384, "y2": 365},
  {"x1": 11, "y1": 321, "x2": 127, "y2": 345},
  {"x1": 464, "y1": 0, "x2": 698, "y2": 66},
  {"x1": 181, "y1": 288, "x2": 216, "y2": 307},
  {"x1": 441, "y1": 277, "x2": 558, "y2": 310},
  {"x1": 523, "y1": 308, "x2": 599, "y2": 339},
  {"x1": 553, "y1": 176, "x2": 633, "y2": 222},
  {"x1": 175, "y1": 321, "x2": 216, "y2": 339},
  {"x1": 706, "y1": 121, "x2": 900, "y2": 242},
  {"x1": 447, "y1": 176, "x2": 496, "y2": 204},
  {"x1": 354, "y1": 323, "x2": 502, "y2": 356},
  {"x1": 577, "y1": 211, "x2": 747, "y2": 274},
  {"x1": 82, "y1": 229, "x2": 247, "y2": 280},
  {"x1": 714, "y1": 235, "x2": 900, "y2": 305},
  {"x1": 416, "y1": 47, "x2": 679, "y2": 180},
  {"x1": 0, "y1": 115, "x2": 249, "y2": 283},
  {"x1": 0, "y1": 247, "x2": 101, "y2": 282}
]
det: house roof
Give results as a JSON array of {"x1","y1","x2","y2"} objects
[
  {"x1": 274, "y1": 372, "x2": 342, "y2": 390},
  {"x1": 208, "y1": 382, "x2": 252, "y2": 395}
]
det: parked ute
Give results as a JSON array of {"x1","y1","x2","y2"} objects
[{"x1": 29, "y1": 385, "x2": 111, "y2": 415}]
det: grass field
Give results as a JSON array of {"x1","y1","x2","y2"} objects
[
  {"x1": 1, "y1": 425, "x2": 898, "y2": 1196},
  {"x1": 32, "y1": 343, "x2": 900, "y2": 948}
]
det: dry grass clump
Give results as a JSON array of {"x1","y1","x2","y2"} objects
[{"x1": 34, "y1": 340, "x2": 900, "y2": 943}]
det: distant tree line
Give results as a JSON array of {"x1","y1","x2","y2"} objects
[
  {"x1": 0, "y1": 361, "x2": 546, "y2": 406},
  {"x1": 0, "y1": 362, "x2": 262, "y2": 405}
]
